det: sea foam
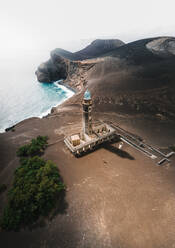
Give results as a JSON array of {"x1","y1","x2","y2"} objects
[{"x1": 0, "y1": 80, "x2": 74, "y2": 133}]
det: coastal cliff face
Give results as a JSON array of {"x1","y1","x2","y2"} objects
[
  {"x1": 1, "y1": 37, "x2": 175, "y2": 248},
  {"x1": 35, "y1": 39, "x2": 124, "y2": 83},
  {"x1": 36, "y1": 36, "x2": 175, "y2": 119},
  {"x1": 35, "y1": 55, "x2": 68, "y2": 83}
]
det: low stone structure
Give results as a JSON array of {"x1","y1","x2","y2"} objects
[
  {"x1": 64, "y1": 89, "x2": 116, "y2": 155},
  {"x1": 70, "y1": 134, "x2": 80, "y2": 146},
  {"x1": 64, "y1": 89, "x2": 175, "y2": 164}
]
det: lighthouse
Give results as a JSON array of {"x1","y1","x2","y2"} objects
[
  {"x1": 64, "y1": 87, "x2": 116, "y2": 155},
  {"x1": 82, "y1": 89, "x2": 93, "y2": 135}
]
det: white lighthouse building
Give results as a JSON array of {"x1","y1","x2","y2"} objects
[
  {"x1": 82, "y1": 89, "x2": 93, "y2": 135},
  {"x1": 64, "y1": 88, "x2": 116, "y2": 155}
]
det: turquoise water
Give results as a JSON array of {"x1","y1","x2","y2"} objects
[
  {"x1": 0, "y1": 51, "x2": 74, "y2": 132},
  {"x1": 0, "y1": 80, "x2": 74, "y2": 133}
]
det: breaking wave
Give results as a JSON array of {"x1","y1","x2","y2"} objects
[{"x1": 0, "y1": 80, "x2": 74, "y2": 133}]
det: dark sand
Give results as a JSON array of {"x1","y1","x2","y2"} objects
[
  {"x1": 1, "y1": 37, "x2": 175, "y2": 247},
  {"x1": 0, "y1": 101, "x2": 175, "y2": 248}
]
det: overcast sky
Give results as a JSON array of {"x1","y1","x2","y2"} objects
[{"x1": 0, "y1": 0, "x2": 175, "y2": 56}]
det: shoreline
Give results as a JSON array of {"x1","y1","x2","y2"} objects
[
  {"x1": 58, "y1": 80, "x2": 78, "y2": 94},
  {"x1": 2, "y1": 81, "x2": 75, "y2": 133},
  {"x1": 1, "y1": 96, "x2": 175, "y2": 248}
]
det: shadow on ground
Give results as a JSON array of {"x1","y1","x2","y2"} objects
[
  {"x1": 75, "y1": 135, "x2": 134, "y2": 160},
  {"x1": 50, "y1": 189, "x2": 68, "y2": 218},
  {"x1": 103, "y1": 143, "x2": 135, "y2": 160},
  {"x1": 29, "y1": 189, "x2": 68, "y2": 230}
]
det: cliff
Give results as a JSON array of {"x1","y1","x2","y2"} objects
[
  {"x1": 41, "y1": 36, "x2": 175, "y2": 120},
  {"x1": 1, "y1": 37, "x2": 175, "y2": 248},
  {"x1": 35, "y1": 39, "x2": 124, "y2": 83}
]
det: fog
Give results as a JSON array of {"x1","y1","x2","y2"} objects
[
  {"x1": 0, "y1": 0, "x2": 175, "y2": 130},
  {"x1": 1, "y1": 0, "x2": 175, "y2": 87},
  {"x1": 0, "y1": 0, "x2": 175, "y2": 58}
]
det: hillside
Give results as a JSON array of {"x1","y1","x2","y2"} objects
[
  {"x1": 51, "y1": 39, "x2": 125, "y2": 61},
  {"x1": 49, "y1": 36, "x2": 175, "y2": 120},
  {"x1": 1, "y1": 36, "x2": 175, "y2": 248},
  {"x1": 36, "y1": 37, "x2": 175, "y2": 119},
  {"x1": 36, "y1": 39, "x2": 124, "y2": 82}
]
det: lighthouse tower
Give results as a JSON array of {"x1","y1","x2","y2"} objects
[{"x1": 82, "y1": 89, "x2": 93, "y2": 135}]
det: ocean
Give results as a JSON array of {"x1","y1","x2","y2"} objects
[{"x1": 0, "y1": 50, "x2": 74, "y2": 133}]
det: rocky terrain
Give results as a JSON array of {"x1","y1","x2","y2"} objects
[
  {"x1": 36, "y1": 36, "x2": 175, "y2": 120},
  {"x1": 1, "y1": 36, "x2": 175, "y2": 248},
  {"x1": 36, "y1": 39, "x2": 124, "y2": 83}
]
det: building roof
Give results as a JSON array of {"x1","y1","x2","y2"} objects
[
  {"x1": 84, "y1": 89, "x2": 91, "y2": 100},
  {"x1": 71, "y1": 134, "x2": 80, "y2": 141}
]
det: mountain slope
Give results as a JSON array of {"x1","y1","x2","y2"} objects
[
  {"x1": 35, "y1": 39, "x2": 124, "y2": 82},
  {"x1": 52, "y1": 39, "x2": 125, "y2": 61},
  {"x1": 73, "y1": 39, "x2": 125, "y2": 60},
  {"x1": 36, "y1": 36, "x2": 175, "y2": 119},
  {"x1": 61, "y1": 37, "x2": 175, "y2": 120}
]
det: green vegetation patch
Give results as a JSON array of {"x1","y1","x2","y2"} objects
[
  {"x1": 17, "y1": 135, "x2": 48, "y2": 157},
  {"x1": 0, "y1": 136, "x2": 66, "y2": 231},
  {"x1": 0, "y1": 156, "x2": 65, "y2": 231},
  {"x1": 0, "y1": 184, "x2": 7, "y2": 194}
]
